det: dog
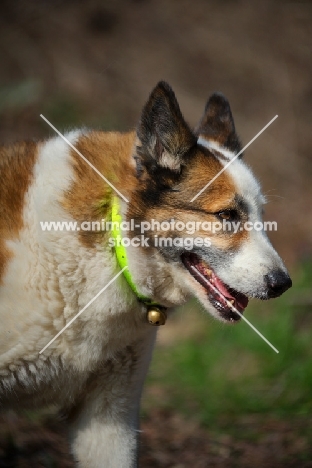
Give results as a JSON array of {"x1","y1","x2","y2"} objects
[{"x1": 0, "y1": 81, "x2": 291, "y2": 467}]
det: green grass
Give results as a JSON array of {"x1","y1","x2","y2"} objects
[{"x1": 146, "y1": 262, "x2": 312, "y2": 426}]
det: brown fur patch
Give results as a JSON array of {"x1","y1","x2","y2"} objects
[
  {"x1": 0, "y1": 141, "x2": 38, "y2": 283},
  {"x1": 62, "y1": 131, "x2": 137, "y2": 248},
  {"x1": 127, "y1": 147, "x2": 248, "y2": 251}
]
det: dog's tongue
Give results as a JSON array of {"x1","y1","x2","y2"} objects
[
  {"x1": 212, "y1": 272, "x2": 248, "y2": 311},
  {"x1": 182, "y1": 252, "x2": 249, "y2": 314},
  {"x1": 212, "y1": 272, "x2": 231, "y2": 298}
]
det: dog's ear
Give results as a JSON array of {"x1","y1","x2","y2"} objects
[
  {"x1": 195, "y1": 93, "x2": 242, "y2": 155},
  {"x1": 136, "y1": 81, "x2": 196, "y2": 173}
]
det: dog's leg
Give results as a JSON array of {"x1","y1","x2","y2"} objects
[{"x1": 68, "y1": 328, "x2": 157, "y2": 468}]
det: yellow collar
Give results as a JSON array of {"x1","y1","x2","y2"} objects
[{"x1": 111, "y1": 196, "x2": 162, "y2": 307}]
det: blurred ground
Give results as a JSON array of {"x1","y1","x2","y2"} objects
[
  {"x1": 0, "y1": 0, "x2": 311, "y2": 466},
  {"x1": 1, "y1": 409, "x2": 311, "y2": 468}
]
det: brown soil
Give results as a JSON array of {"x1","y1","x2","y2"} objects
[{"x1": 0, "y1": 409, "x2": 311, "y2": 468}]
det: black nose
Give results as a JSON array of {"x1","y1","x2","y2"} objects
[{"x1": 264, "y1": 270, "x2": 292, "y2": 298}]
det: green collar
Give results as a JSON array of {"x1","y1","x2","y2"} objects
[{"x1": 111, "y1": 196, "x2": 161, "y2": 307}]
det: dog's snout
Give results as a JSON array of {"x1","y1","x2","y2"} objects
[{"x1": 264, "y1": 270, "x2": 292, "y2": 298}]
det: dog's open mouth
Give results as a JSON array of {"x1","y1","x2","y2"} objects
[{"x1": 181, "y1": 252, "x2": 249, "y2": 322}]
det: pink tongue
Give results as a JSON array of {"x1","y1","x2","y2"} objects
[
  {"x1": 212, "y1": 272, "x2": 249, "y2": 311},
  {"x1": 212, "y1": 272, "x2": 234, "y2": 299}
]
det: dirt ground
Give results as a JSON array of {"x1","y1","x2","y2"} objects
[
  {"x1": 0, "y1": 0, "x2": 311, "y2": 466},
  {"x1": 0, "y1": 409, "x2": 311, "y2": 468}
]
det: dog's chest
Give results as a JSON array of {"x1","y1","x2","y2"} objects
[{"x1": 0, "y1": 134, "x2": 147, "y2": 405}]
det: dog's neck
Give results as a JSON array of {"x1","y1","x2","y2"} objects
[{"x1": 111, "y1": 196, "x2": 166, "y2": 316}]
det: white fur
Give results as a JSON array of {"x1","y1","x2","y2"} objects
[
  {"x1": 197, "y1": 136, "x2": 236, "y2": 160},
  {"x1": 210, "y1": 150, "x2": 288, "y2": 298},
  {"x1": 0, "y1": 133, "x2": 157, "y2": 467},
  {"x1": 159, "y1": 149, "x2": 181, "y2": 171},
  {"x1": 222, "y1": 165, "x2": 286, "y2": 294}
]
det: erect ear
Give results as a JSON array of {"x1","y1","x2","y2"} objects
[
  {"x1": 195, "y1": 92, "x2": 242, "y2": 155},
  {"x1": 136, "y1": 81, "x2": 196, "y2": 173}
]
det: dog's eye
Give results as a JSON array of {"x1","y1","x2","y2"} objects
[{"x1": 216, "y1": 209, "x2": 239, "y2": 221}]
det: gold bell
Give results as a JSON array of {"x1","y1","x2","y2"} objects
[{"x1": 146, "y1": 306, "x2": 167, "y2": 326}]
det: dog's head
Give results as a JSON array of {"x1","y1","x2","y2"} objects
[{"x1": 125, "y1": 81, "x2": 291, "y2": 322}]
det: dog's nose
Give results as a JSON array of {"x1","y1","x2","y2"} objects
[{"x1": 264, "y1": 270, "x2": 292, "y2": 298}]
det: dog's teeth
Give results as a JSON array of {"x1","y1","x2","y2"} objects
[{"x1": 229, "y1": 299, "x2": 235, "y2": 305}]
